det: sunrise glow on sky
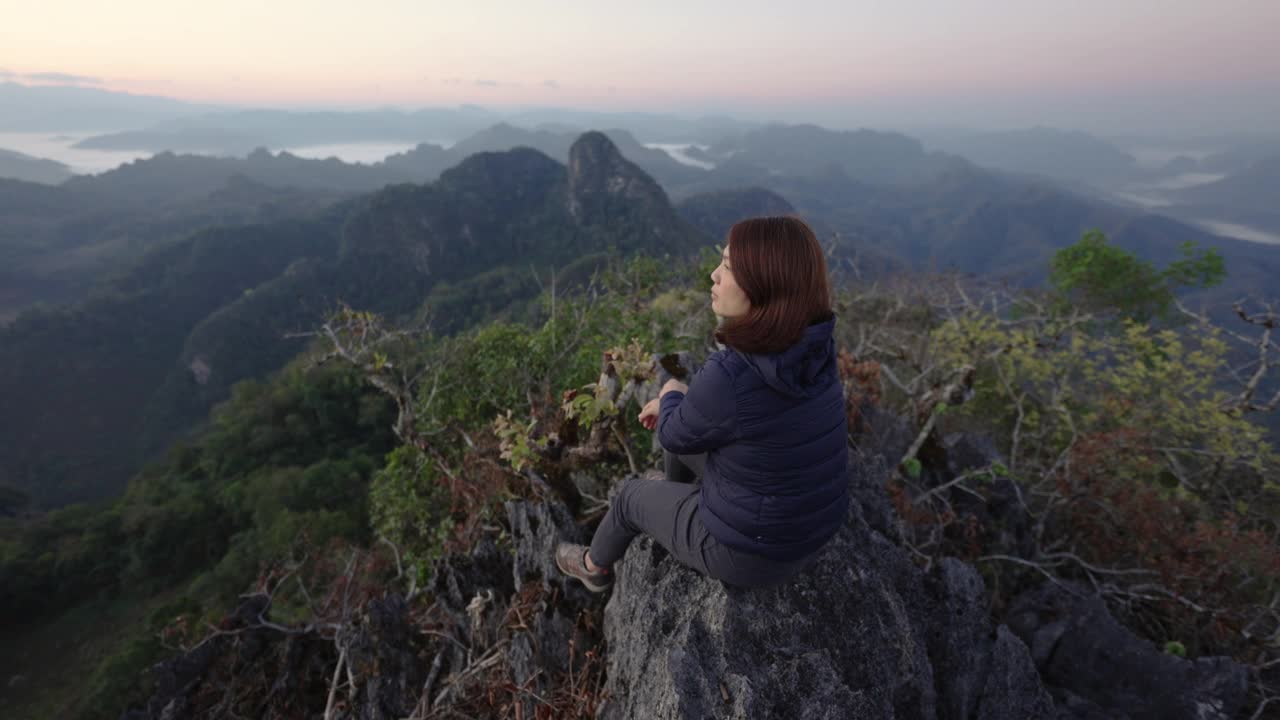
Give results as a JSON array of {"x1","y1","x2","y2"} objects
[{"x1": 3, "y1": 0, "x2": 1278, "y2": 129}]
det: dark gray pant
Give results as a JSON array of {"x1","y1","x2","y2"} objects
[
  {"x1": 664, "y1": 449, "x2": 705, "y2": 485},
  {"x1": 588, "y1": 451, "x2": 813, "y2": 589}
]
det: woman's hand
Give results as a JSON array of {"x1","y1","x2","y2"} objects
[
  {"x1": 638, "y1": 398, "x2": 660, "y2": 431},
  {"x1": 640, "y1": 380, "x2": 688, "y2": 431}
]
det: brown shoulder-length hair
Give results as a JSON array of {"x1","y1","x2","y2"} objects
[{"x1": 714, "y1": 216, "x2": 834, "y2": 355}]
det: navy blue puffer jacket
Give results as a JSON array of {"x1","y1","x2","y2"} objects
[{"x1": 657, "y1": 315, "x2": 849, "y2": 561}]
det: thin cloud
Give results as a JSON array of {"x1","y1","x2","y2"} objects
[
  {"x1": 24, "y1": 71, "x2": 103, "y2": 85},
  {"x1": 543, "y1": 79, "x2": 560, "y2": 89},
  {"x1": 474, "y1": 79, "x2": 499, "y2": 87}
]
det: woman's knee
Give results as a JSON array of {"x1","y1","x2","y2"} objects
[
  {"x1": 614, "y1": 476, "x2": 642, "y2": 503},
  {"x1": 609, "y1": 477, "x2": 649, "y2": 522}
]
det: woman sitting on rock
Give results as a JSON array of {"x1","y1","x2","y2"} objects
[{"x1": 555, "y1": 215, "x2": 850, "y2": 591}]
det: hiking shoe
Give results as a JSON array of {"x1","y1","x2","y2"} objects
[{"x1": 555, "y1": 543, "x2": 613, "y2": 592}]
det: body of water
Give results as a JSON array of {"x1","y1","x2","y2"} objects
[
  {"x1": 1196, "y1": 220, "x2": 1280, "y2": 245},
  {"x1": 1109, "y1": 169, "x2": 1223, "y2": 209},
  {"x1": 274, "y1": 141, "x2": 430, "y2": 164},
  {"x1": 0, "y1": 132, "x2": 448, "y2": 176},
  {"x1": 643, "y1": 142, "x2": 715, "y2": 170},
  {"x1": 1124, "y1": 146, "x2": 1218, "y2": 169},
  {"x1": 1151, "y1": 172, "x2": 1225, "y2": 190},
  {"x1": 0, "y1": 132, "x2": 151, "y2": 174},
  {"x1": 1110, "y1": 169, "x2": 1280, "y2": 246}
]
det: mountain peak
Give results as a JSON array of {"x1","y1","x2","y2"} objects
[
  {"x1": 437, "y1": 146, "x2": 565, "y2": 201},
  {"x1": 566, "y1": 131, "x2": 670, "y2": 223}
]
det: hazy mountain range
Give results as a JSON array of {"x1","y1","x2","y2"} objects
[
  {"x1": 4, "y1": 80, "x2": 1280, "y2": 508},
  {"x1": 3, "y1": 124, "x2": 1279, "y2": 507},
  {"x1": 0, "y1": 148, "x2": 71, "y2": 184},
  {"x1": 0, "y1": 133, "x2": 713, "y2": 505},
  {"x1": 5, "y1": 80, "x2": 1280, "y2": 249},
  {"x1": 0, "y1": 81, "x2": 212, "y2": 132},
  {"x1": 916, "y1": 126, "x2": 1140, "y2": 184},
  {"x1": 5, "y1": 118, "x2": 1279, "y2": 326}
]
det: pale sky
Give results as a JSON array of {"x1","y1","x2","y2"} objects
[{"x1": 3, "y1": 1, "x2": 1279, "y2": 131}]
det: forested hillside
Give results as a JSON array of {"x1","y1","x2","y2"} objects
[
  {"x1": 1, "y1": 124, "x2": 1278, "y2": 719},
  {"x1": 2, "y1": 228, "x2": 1276, "y2": 718},
  {"x1": 0, "y1": 133, "x2": 707, "y2": 507}
]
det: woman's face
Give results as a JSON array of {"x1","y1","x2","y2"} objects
[{"x1": 710, "y1": 245, "x2": 751, "y2": 318}]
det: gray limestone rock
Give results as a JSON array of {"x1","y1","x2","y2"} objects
[
  {"x1": 1006, "y1": 580, "x2": 1248, "y2": 720},
  {"x1": 597, "y1": 465, "x2": 1053, "y2": 720}
]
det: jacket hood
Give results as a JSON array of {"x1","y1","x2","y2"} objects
[{"x1": 740, "y1": 314, "x2": 838, "y2": 399}]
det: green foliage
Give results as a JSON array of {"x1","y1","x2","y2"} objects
[
  {"x1": 0, "y1": 145, "x2": 730, "y2": 716},
  {"x1": 70, "y1": 595, "x2": 203, "y2": 720},
  {"x1": 559, "y1": 338, "x2": 653, "y2": 432},
  {"x1": 369, "y1": 445, "x2": 455, "y2": 568},
  {"x1": 494, "y1": 411, "x2": 549, "y2": 472},
  {"x1": 3, "y1": 248, "x2": 715, "y2": 717},
  {"x1": 1164, "y1": 240, "x2": 1227, "y2": 290},
  {"x1": 931, "y1": 313, "x2": 1273, "y2": 484},
  {"x1": 0, "y1": 218, "x2": 342, "y2": 507},
  {"x1": 902, "y1": 457, "x2": 922, "y2": 479},
  {"x1": 366, "y1": 251, "x2": 716, "y2": 564},
  {"x1": 416, "y1": 252, "x2": 708, "y2": 439},
  {"x1": 0, "y1": 357, "x2": 397, "y2": 718},
  {"x1": 562, "y1": 391, "x2": 617, "y2": 431},
  {"x1": 0, "y1": 359, "x2": 395, "y2": 621},
  {"x1": 79, "y1": 629, "x2": 165, "y2": 720},
  {"x1": 420, "y1": 266, "x2": 545, "y2": 335},
  {"x1": 1163, "y1": 640, "x2": 1187, "y2": 657},
  {"x1": 1048, "y1": 229, "x2": 1224, "y2": 323}
]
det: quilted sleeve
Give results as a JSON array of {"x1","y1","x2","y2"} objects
[{"x1": 657, "y1": 355, "x2": 739, "y2": 453}]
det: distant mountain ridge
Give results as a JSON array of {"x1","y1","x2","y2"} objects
[
  {"x1": 0, "y1": 133, "x2": 726, "y2": 506},
  {"x1": 73, "y1": 107, "x2": 499, "y2": 153},
  {"x1": 675, "y1": 187, "x2": 795, "y2": 240},
  {"x1": 917, "y1": 126, "x2": 1138, "y2": 185},
  {"x1": 0, "y1": 148, "x2": 72, "y2": 184},
  {"x1": 0, "y1": 81, "x2": 212, "y2": 131},
  {"x1": 71, "y1": 108, "x2": 759, "y2": 153},
  {"x1": 701, "y1": 123, "x2": 952, "y2": 185},
  {"x1": 0, "y1": 124, "x2": 709, "y2": 326},
  {"x1": 6, "y1": 119, "x2": 1280, "y2": 507},
  {"x1": 753, "y1": 155, "x2": 1280, "y2": 299},
  {"x1": 385, "y1": 123, "x2": 705, "y2": 189},
  {"x1": 7, "y1": 118, "x2": 1276, "y2": 330}
]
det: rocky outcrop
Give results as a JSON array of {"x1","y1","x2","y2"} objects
[
  {"x1": 1007, "y1": 581, "x2": 1249, "y2": 720},
  {"x1": 597, "y1": 453, "x2": 1054, "y2": 720},
  {"x1": 567, "y1": 131, "x2": 677, "y2": 228}
]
